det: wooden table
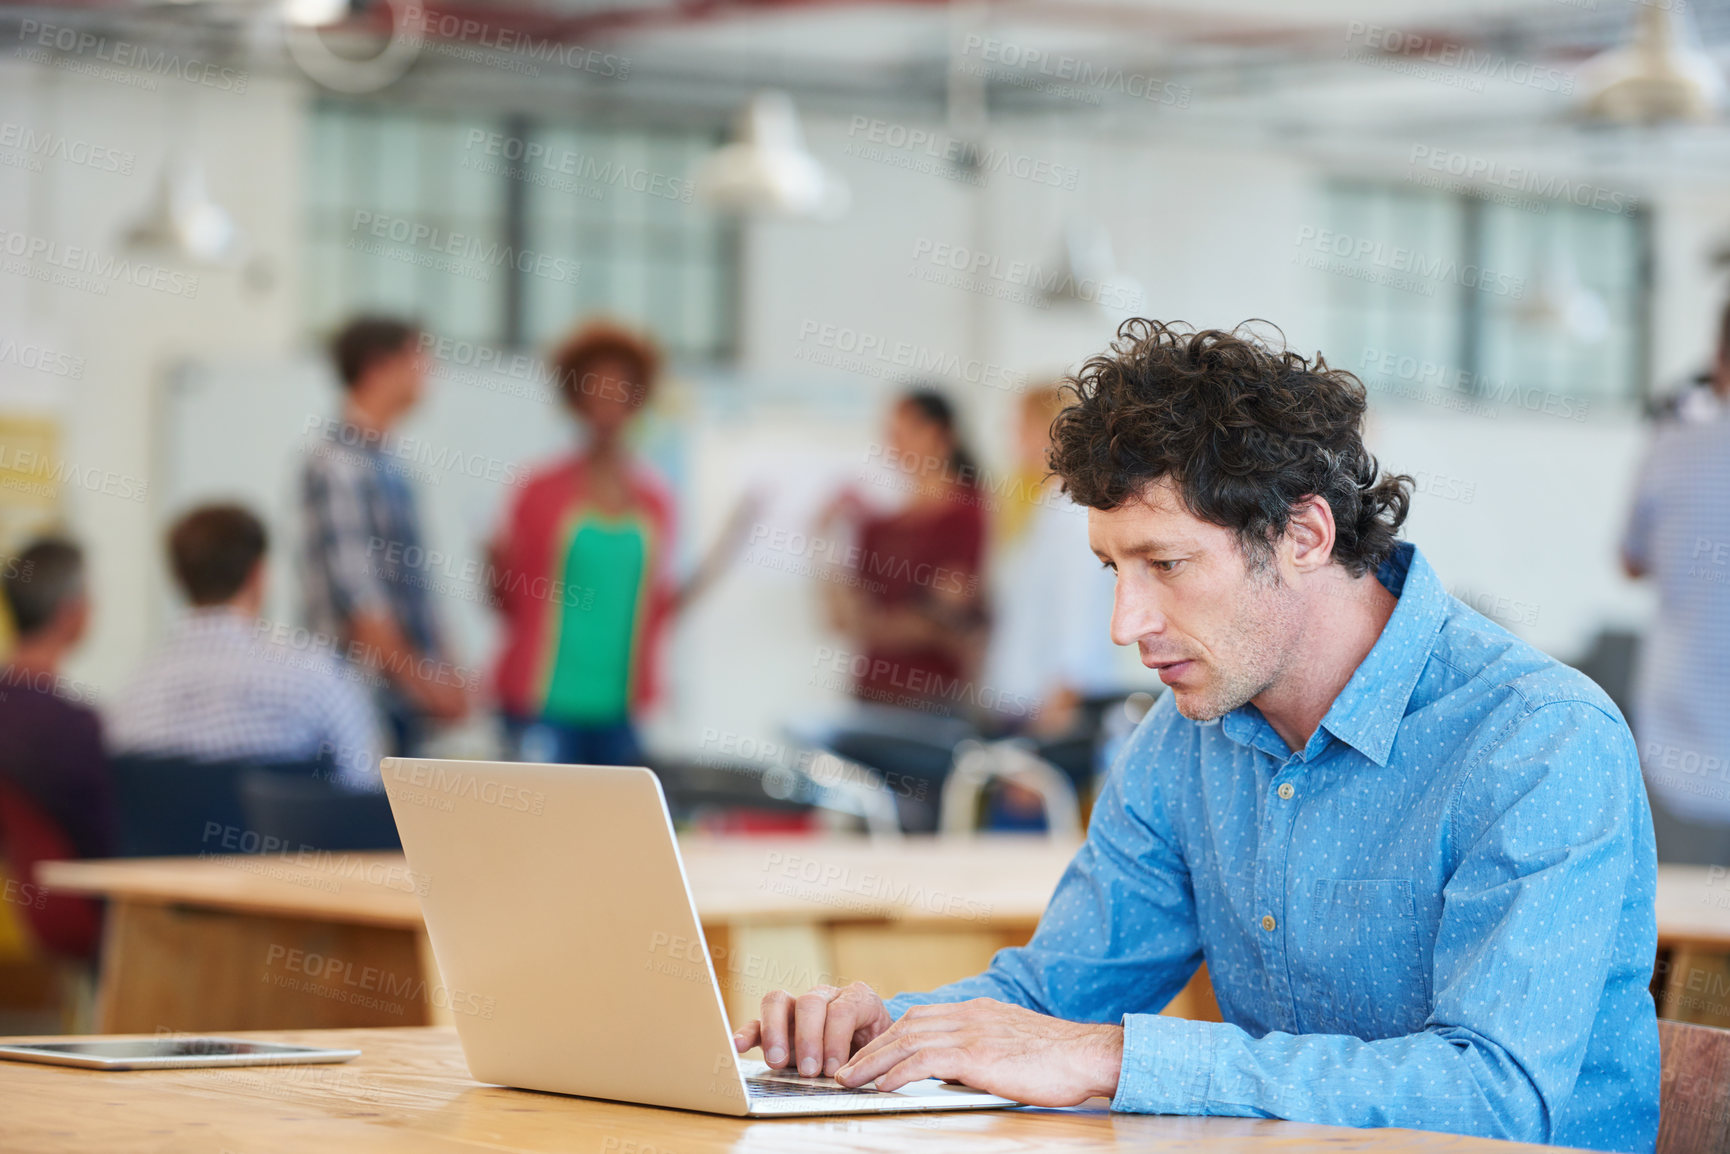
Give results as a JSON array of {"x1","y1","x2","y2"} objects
[
  {"x1": 1652, "y1": 864, "x2": 1730, "y2": 1024},
  {"x1": 35, "y1": 837, "x2": 1218, "y2": 1033},
  {"x1": 1653, "y1": 865, "x2": 1730, "y2": 950},
  {"x1": 0, "y1": 1026, "x2": 1581, "y2": 1154},
  {"x1": 37, "y1": 848, "x2": 1728, "y2": 1035}
]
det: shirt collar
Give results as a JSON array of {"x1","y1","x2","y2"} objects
[
  {"x1": 1220, "y1": 541, "x2": 1447, "y2": 767},
  {"x1": 173, "y1": 607, "x2": 257, "y2": 638}
]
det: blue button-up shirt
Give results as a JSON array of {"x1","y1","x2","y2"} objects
[{"x1": 887, "y1": 542, "x2": 1659, "y2": 1153}]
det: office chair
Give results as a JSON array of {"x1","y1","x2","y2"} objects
[
  {"x1": 1657, "y1": 1019, "x2": 1730, "y2": 1154},
  {"x1": 236, "y1": 769, "x2": 402, "y2": 853},
  {"x1": 938, "y1": 739, "x2": 1082, "y2": 838},
  {"x1": 0, "y1": 783, "x2": 102, "y2": 959},
  {"x1": 1570, "y1": 627, "x2": 1641, "y2": 722},
  {"x1": 110, "y1": 753, "x2": 330, "y2": 857}
]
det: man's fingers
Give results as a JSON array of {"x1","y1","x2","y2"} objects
[
  {"x1": 820, "y1": 990, "x2": 869, "y2": 1077},
  {"x1": 732, "y1": 1020, "x2": 760, "y2": 1054},
  {"x1": 874, "y1": 1046, "x2": 969, "y2": 1094},
  {"x1": 835, "y1": 1020, "x2": 938, "y2": 1087},
  {"x1": 837, "y1": 1007, "x2": 961, "y2": 1084},
  {"x1": 758, "y1": 990, "x2": 794, "y2": 1068},
  {"x1": 792, "y1": 986, "x2": 840, "y2": 1076}
]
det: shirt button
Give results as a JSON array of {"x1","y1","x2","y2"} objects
[
  {"x1": 1261, "y1": 914, "x2": 1276, "y2": 932},
  {"x1": 1277, "y1": 783, "x2": 1294, "y2": 800}
]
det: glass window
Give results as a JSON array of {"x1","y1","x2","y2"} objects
[
  {"x1": 303, "y1": 101, "x2": 736, "y2": 363},
  {"x1": 1321, "y1": 179, "x2": 1647, "y2": 413}
]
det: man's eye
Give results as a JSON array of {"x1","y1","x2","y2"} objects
[
  {"x1": 1151, "y1": 559, "x2": 1183, "y2": 574},
  {"x1": 1098, "y1": 559, "x2": 1116, "y2": 572}
]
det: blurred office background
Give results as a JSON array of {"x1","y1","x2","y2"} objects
[{"x1": 1, "y1": 0, "x2": 1724, "y2": 787}]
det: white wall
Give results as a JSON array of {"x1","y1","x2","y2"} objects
[
  {"x1": 0, "y1": 64, "x2": 1692, "y2": 754},
  {"x1": 0, "y1": 57, "x2": 307, "y2": 692}
]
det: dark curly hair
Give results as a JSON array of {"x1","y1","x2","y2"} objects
[
  {"x1": 550, "y1": 318, "x2": 662, "y2": 411},
  {"x1": 1048, "y1": 319, "x2": 1412, "y2": 578}
]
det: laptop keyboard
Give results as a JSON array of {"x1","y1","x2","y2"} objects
[{"x1": 747, "y1": 1075, "x2": 882, "y2": 1097}]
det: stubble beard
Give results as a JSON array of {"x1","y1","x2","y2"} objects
[{"x1": 1169, "y1": 562, "x2": 1300, "y2": 723}]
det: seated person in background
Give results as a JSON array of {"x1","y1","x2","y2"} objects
[
  {"x1": 979, "y1": 384, "x2": 1128, "y2": 826},
  {"x1": 736, "y1": 320, "x2": 1659, "y2": 1154},
  {"x1": 0, "y1": 538, "x2": 114, "y2": 857},
  {"x1": 109, "y1": 504, "x2": 381, "y2": 790},
  {"x1": 982, "y1": 384, "x2": 1122, "y2": 738}
]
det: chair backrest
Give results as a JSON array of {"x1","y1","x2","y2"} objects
[
  {"x1": 823, "y1": 729, "x2": 956, "y2": 833},
  {"x1": 110, "y1": 753, "x2": 327, "y2": 857},
  {"x1": 237, "y1": 769, "x2": 401, "y2": 852},
  {"x1": 110, "y1": 753, "x2": 255, "y2": 857},
  {"x1": 939, "y1": 739, "x2": 1082, "y2": 838},
  {"x1": 1659, "y1": 1018, "x2": 1730, "y2": 1154},
  {"x1": 0, "y1": 782, "x2": 102, "y2": 958}
]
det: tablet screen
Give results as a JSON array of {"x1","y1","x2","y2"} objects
[
  {"x1": 16, "y1": 1040, "x2": 301, "y2": 1058},
  {"x1": 0, "y1": 1038, "x2": 361, "y2": 1068}
]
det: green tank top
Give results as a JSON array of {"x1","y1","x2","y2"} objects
[{"x1": 541, "y1": 513, "x2": 649, "y2": 724}]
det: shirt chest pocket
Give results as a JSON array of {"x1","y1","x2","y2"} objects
[{"x1": 1289, "y1": 878, "x2": 1430, "y2": 1041}]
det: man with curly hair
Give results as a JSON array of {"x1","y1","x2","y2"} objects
[{"x1": 735, "y1": 321, "x2": 1658, "y2": 1153}]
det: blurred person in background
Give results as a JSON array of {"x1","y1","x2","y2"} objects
[
  {"x1": 977, "y1": 384, "x2": 1126, "y2": 829},
  {"x1": 982, "y1": 383, "x2": 1123, "y2": 737},
  {"x1": 0, "y1": 538, "x2": 113, "y2": 858},
  {"x1": 300, "y1": 315, "x2": 468, "y2": 758},
  {"x1": 1621, "y1": 298, "x2": 1730, "y2": 864},
  {"x1": 818, "y1": 388, "x2": 988, "y2": 716},
  {"x1": 488, "y1": 321, "x2": 677, "y2": 767},
  {"x1": 109, "y1": 504, "x2": 381, "y2": 790}
]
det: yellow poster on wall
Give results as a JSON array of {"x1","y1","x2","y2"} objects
[
  {"x1": 0, "y1": 413, "x2": 64, "y2": 653},
  {"x1": 0, "y1": 414, "x2": 61, "y2": 512}
]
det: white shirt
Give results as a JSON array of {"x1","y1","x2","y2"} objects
[
  {"x1": 108, "y1": 608, "x2": 382, "y2": 790},
  {"x1": 1622, "y1": 411, "x2": 1730, "y2": 823}
]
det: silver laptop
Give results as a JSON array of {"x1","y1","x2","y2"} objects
[{"x1": 381, "y1": 757, "x2": 1017, "y2": 1116}]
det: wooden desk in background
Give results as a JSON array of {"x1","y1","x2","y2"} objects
[
  {"x1": 34, "y1": 837, "x2": 1221, "y2": 1033},
  {"x1": 1653, "y1": 863, "x2": 1730, "y2": 1025},
  {"x1": 0, "y1": 1026, "x2": 1583, "y2": 1154}
]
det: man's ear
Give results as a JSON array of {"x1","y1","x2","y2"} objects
[
  {"x1": 58, "y1": 594, "x2": 91, "y2": 646},
  {"x1": 244, "y1": 558, "x2": 268, "y2": 601},
  {"x1": 1284, "y1": 496, "x2": 1336, "y2": 574}
]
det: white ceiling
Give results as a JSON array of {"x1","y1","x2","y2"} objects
[{"x1": 12, "y1": 0, "x2": 1730, "y2": 178}]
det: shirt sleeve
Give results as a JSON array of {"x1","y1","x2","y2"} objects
[
  {"x1": 948, "y1": 505, "x2": 986, "y2": 587},
  {"x1": 312, "y1": 662, "x2": 383, "y2": 792},
  {"x1": 1109, "y1": 700, "x2": 1651, "y2": 1148},
  {"x1": 63, "y1": 705, "x2": 117, "y2": 859},
  {"x1": 1621, "y1": 438, "x2": 1663, "y2": 574},
  {"x1": 648, "y1": 476, "x2": 679, "y2": 613},
  {"x1": 302, "y1": 451, "x2": 391, "y2": 627},
  {"x1": 885, "y1": 716, "x2": 1203, "y2": 1020},
  {"x1": 489, "y1": 482, "x2": 530, "y2": 615}
]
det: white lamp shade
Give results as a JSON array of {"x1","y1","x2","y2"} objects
[{"x1": 695, "y1": 91, "x2": 849, "y2": 219}]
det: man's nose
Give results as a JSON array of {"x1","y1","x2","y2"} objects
[{"x1": 1110, "y1": 577, "x2": 1165, "y2": 647}]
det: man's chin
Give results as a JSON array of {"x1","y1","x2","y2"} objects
[
  {"x1": 1169, "y1": 678, "x2": 1258, "y2": 724},
  {"x1": 1170, "y1": 688, "x2": 1228, "y2": 723}
]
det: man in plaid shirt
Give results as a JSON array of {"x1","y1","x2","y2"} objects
[{"x1": 298, "y1": 316, "x2": 468, "y2": 756}]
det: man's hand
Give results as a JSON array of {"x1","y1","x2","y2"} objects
[
  {"x1": 413, "y1": 677, "x2": 470, "y2": 722},
  {"x1": 834, "y1": 998, "x2": 1123, "y2": 1107},
  {"x1": 347, "y1": 612, "x2": 469, "y2": 722},
  {"x1": 732, "y1": 983, "x2": 892, "y2": 1078}
]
